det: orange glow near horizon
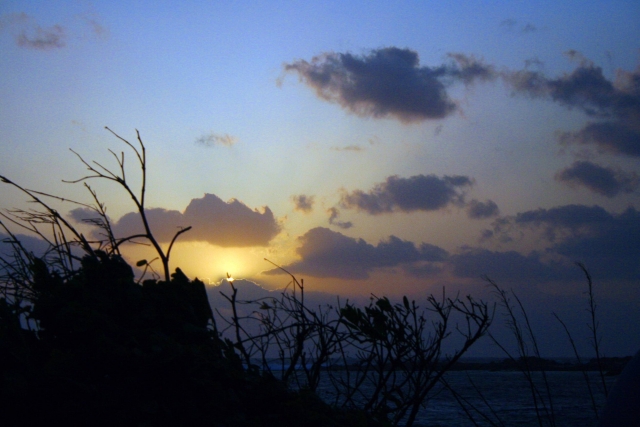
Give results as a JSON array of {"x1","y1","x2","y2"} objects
[{"x1": 118, "y1": 241, "x2": 295, "y2": 286}]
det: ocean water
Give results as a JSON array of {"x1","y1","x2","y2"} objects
[{"x1": 309, "y1": 370, "x2": 615, "y2": 426}]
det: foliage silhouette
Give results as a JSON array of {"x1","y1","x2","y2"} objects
[
  {"x1": 0, "y1": 129, "x2": 381, "y2": 426},
  {"x1": 443, "y1": 268, "x2": 615, "y2": 426},
  {"x1": 1, "y1": 127, "x2": 622, "y2": 426},
  {"x1": 216, "y1": 262, "x2": 493, "y2": 426},
  {"x1": 1, "y1": 127, "x2": 627, "y2": 427}
]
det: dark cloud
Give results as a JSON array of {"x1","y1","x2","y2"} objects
[
  {"x1": 340, "y1": 174, "x2": 473, "y2": 215},
  {"x1": 102, "y1": 194, "x2": 280, "y2": 247},
  {"x1": 16, "y1": 24, "x2": 66, "y2": 50},
  {"x1": 195, "y1": 132, "x2": 237, "y2": 147},
  {"x1": 292, "y1": 194, "x2": 315, "y2": 213},
  {"x1": 517, "y1": 205, "x2": 640, "y2": 280},
  {"x1": 284, "y1": 47, "x2": 495, "y2": 123},
  {"x1": 69, "y1": 207, "x2": 102, "y2": 223},
  {"x1": 515, "y1": 204, "x2": 617, "y2": 234},
  {"x1": 505, "y1": 58, "x2": 640, "y2": 157},
  {"x1": 264, "y1": 227, "x2": 448, "y2": 279},
  {"x1": 451, "y1": 248, "x2": 571, "y2": 283},
  {"x1": 486, "y1": 205, "x2": 640, "y2": 281},
  {"x1": 558, "y1": 121, "x2": 640, "y2": 157},
  {"x1": 555, "y1": 160, "x2": 639, "y2": 197},
  {"x1": 327, "y1": 207, "x2": 353, "y2": 229},
  {"x1": 466, "y1": 199, "x2": 500, "y2": 219},
  {"x1": 107, "y1": 208, "x2": 185, "y2": 243},
  {"x1": 0, "y1": 232, "x2": 52, "y2": 258},
  {"x1": 505, "y1": 59, "x2": 621, "y2": 111}
]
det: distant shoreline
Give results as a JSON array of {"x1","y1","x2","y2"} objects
[
  {"x1": 299, "y1": 356, "x2": 633, "y2": 375},
  {"x1": 440, "y1": 356, "x2": 629, "y2": 374}
]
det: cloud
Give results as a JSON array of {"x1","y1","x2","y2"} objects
[
  {"x1": 327, "y1": 207, "x2": 353, "y2": 229},
  {"x1": 69, "y1": 207, "x2": 102, "y2": 223},
  {"x1": 445, "y1": 53, "x2": 497, "y2": 85},
  {"x1": 340, "y1": 174, "x2": 473, "y2": 215},
  {"x1": 499, "y1": 19, "x2": 517, "y2": 30},
  {"x1": 16, "y1": 23, "x2": 66, "y2": 50},
  {"x1": 195, "y1": 132, "x2": 237, "y2": 147},
  {"x1": 284, "y1": 47, "x2": 495, "y2": 123},
  {"x1": 80, "y1": 15, "x2": 108, "y2": 38},
  {"x1": 330, "y1": 145, "x2": 363, "y2": 152},
  {"x1": 264, "y1": 227, "x2": 448, "y2": 279},
  {"x1": 451, "y1": 248, "x2": 570, "y2": 282},
  {"x1": 558, "y1": 121, "x2": 640, "y2": 157},
  {"x1": 499, "y1": 19, "x2": 538, "y2": 34},
  {"x1": 0, "y1": 232, "x2": 52, "y2": 259},
  {"x1": 1, "y1": 12, "x2": 107, "y2": 49},
  {"x1": 555, "y1": 160, "x2": 639, "y2": 197},
  {"x1": 100, "y1": 193, "x2": 280, "y2": 247},
  {"x1": 485, "y1": 204, "x2": 640, "y2": 281},
  {"x1": 466, "y1": 199, "x2": 500, "y2": 219},
  {"x1": 505, "y1": 57, "x2": 640, "y2": 157},
  {"x1": 292, "y1": 194, "x2": 315, "y2": 213}
]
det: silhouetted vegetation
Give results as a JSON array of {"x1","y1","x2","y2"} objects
[
  {"x1": 0, "y1": 129, "x2": 493, "y2": 426},
  {"x1": 218, "y1": 265, "x2": 492, "y2": 426},
  {"x1": 0, "y1": 129, "x2": 626, "y2": 426},
  {"x1": 0, "y1": 130, "x2": 383, "y2": 426},
  {"x1": 1, "y1": 250, "x2": 387, "y2": 426}
]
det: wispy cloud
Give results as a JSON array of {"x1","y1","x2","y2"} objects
[
  {"x1": 340, "y1": 174, "x2": 473, "y2": 215},
  {"x1": 284, "y1": 47, "x2": 495, "y2": 123},
  {"x1": 81, "y1": 15, "x2": 108, "y2": 38},
  {"x1": 330, "y1": 145, "x2": 363, "y2": 152},
  {"x1": 327, "y1": 207, "x2": 353, "y2": 229},
  {"x1": 1, "y1": 11, "x2": 107, "y2": 50},
  {"x1": 500, "y1": 19, "x2": 538, "y2": 34},
  {"x1": 195, "y1": 132, "x2": 237, "y2": 147},
  {"x1": 292, "y1": 194, "x2": 315, "y2": 213},
  {"x1": 16, "y1": 23, "x2": 66, "y2": 50}
]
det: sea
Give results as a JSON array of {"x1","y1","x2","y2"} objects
[{"x1": 305, "y1": 369, "x2": 615, "y2": 426}]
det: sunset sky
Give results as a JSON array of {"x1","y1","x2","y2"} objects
[{"x1": 1, "y1": 1, "x2": 639, "y2": 356}]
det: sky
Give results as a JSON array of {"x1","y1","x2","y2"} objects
[{"x1": 1, "y1": 1, "x2": 639, "y2": 357}]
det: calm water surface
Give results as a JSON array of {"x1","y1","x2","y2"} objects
[{"x1": 311, "y1": 370, "x2": 615, "y2": 426}]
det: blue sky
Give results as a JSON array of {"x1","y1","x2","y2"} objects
[{"x1": 1, "y1": 1, "x2": 639, "y2": 356}]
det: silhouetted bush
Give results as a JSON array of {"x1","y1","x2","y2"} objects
[
  {"x1": 0, "y1": 129, "x2": 384, "y2": 426},
  {"x1": 1, "y1": 250, "x2": 383, "y2": 426}
]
